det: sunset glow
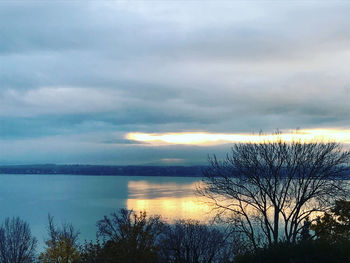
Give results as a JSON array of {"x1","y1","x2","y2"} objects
[
  {"x1": 127, "y1": 180, "x2": 212, "y2": 222},
  {"x1": 126, "y1": 129, "x2": 350, "y2": 145},
  {"x1": 127, "y1": 197, "x2": 212, "y2": 222}
]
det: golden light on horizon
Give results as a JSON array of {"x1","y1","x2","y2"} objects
[{"x1": 126, "y1": 129, "x2": 350, "y2": 145}]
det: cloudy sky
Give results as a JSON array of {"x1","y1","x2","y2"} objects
[{"x1": 1, "y1": 1, "x2": 350, "y2": 165}]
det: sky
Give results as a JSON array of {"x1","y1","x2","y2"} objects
[{"x1": 1, "y1": 1, "x2": 350, "y2": 165}]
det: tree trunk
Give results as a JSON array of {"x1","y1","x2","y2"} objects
[{"x1": 273, "y1": 207, "x2": 279, "y2": 244}]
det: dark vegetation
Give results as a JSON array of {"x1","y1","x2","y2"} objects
[
  {"x1": 0, "y1": 217, "x2": 37, "y2": 263},
  {"x1": 236, "y1": 199, "x2": 350, "y2": 263},
  {"x1": 42, "y1": 209, "x2": 234, "y2": 263},
  {"x1": 4, "y1": 202, "x2": 350, "y2": 263}
]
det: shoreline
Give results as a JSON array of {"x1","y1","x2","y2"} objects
[{"x1": 0, "y1": 164, "x2": 206, "y2": 177}]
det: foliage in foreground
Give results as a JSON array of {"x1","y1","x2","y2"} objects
[
  {"x1": 95, "y1": 209, "x2": 165, "y2": 263},
  {"x1": 236, "y1": 200, "x2": 350, "y2": 263},
  {"x1": 0, "y1": 217, "x2": 37, "y2": 263},
  {"x1": 86, "y1": 209, "x2": 231, "y2": 263},
  {"x1": 39, "y1": 215, "x2": 81, "y2": 263},
  {"x1": 235, "y1": 240, "x2": 350, "y2": 263},
  {"x1": 4, "y1": 202, "x2": 350, "y2": 263},
  {"x1": 311, "y1": 199, "x2": 350, "y2": 242},
  {"x1": 159, "y1": 219, "x2": 232, "y2": 263}
]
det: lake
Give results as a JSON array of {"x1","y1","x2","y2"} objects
[{"x1": 0, "y1": 174, "x2": 209, "y2": 250}]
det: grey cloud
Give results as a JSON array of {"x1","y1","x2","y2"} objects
[
  {"x1": 101, "y1": 139, "x2": 146, "y2": 145},
  {"x1": 0, "y1": 2, "x2": 89, "y2": 54},
  {"x1": 1, "y1": 2, "x2": 350, "y2": 164}
]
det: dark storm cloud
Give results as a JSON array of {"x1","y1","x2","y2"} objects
[{"x1": 1, "y1": 1, "x2": 350, "y2": 164}]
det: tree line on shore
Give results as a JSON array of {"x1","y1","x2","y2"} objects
[{"x1": 0, "y1": 165, "x2": 204, "y2": 177}]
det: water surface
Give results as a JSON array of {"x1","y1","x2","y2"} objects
[{"x1": 0, "y1": 174, "x2": 207, "y2": 250}]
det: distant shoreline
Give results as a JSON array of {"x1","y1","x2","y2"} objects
[{"x1": 0, "y1": 164, "x2": 206, "y2": 177}]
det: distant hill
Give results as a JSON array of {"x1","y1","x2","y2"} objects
[{"x1": 0, "y1": 164, "x2": 206, "y2": 177}]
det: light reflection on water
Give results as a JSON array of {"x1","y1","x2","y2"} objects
[
  {"x1": 0, "y1": 175, "x2": 209, "y2": 250},
  {"x1": 127, "y1": 180, "x2": 212, "y2": 222}
]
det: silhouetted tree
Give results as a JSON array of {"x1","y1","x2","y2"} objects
[
  {"x1": 234, "y1": 240, "x2": 350, "y2": 263},
  {"x1": 0, "y1": 217, "x2": 37, "y2": 263},
  {"x1": 312, "y1": 199, "x2": 350, "y2": 242},
  {"x1": 298, "y1": 217, "x2": 312, "y2": 242},
  {"x1": 199, "y1": 138, "x2": 350, "y2": 250},
  {"x1": 159, "y1": 219, "x2": 231, "y2": 263},
  {"x1": 80, "y1": 239, "x2": 108, "y2": 263},
  {"x1": 40, "y1": 215, "x2": 81, "y2": 263},
  {"x1": 97, "y1": 209, "x2": 165, "y2": 263}
]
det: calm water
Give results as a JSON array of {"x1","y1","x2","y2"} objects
[{"x1": 0, "y1": 174, "x2": 208, "y2": 250}]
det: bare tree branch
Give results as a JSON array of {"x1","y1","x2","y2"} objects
[{"x1": 198, "y1": 137, "x2": 350, "y2": 249}]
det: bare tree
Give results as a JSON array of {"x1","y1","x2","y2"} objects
[
  {"x1": 199, "y1": 138, "x2": 350, "y2": 250},
  {"x1": 159, "y1": 219, "x2": 231, "y2": 263},
  {"x1": 97, "y1": 209, "x2": 165, "y2": 263},
  {"x1": 0, "y1": 217, "x2": 37, "y2": 263},
  {"x1": 45, "y1": 214, "x2": 80, "y2": 247},
  {"x1": 39, "y1": 214, "x2": 81, "y2": 263}
]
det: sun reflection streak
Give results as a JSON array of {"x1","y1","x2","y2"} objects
[
  {"x1": 127, "y1": 197, "x2": 212, "y2": 222},
  {"x1": 127, "y1": 181, "x2": 212, "y2": 222},
  {"x1": 126, "y1": 181, "x2": 324, "y2": 224},
  {"x1": 126, "y1": 129, "x2": 350, "y2": 145}
]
